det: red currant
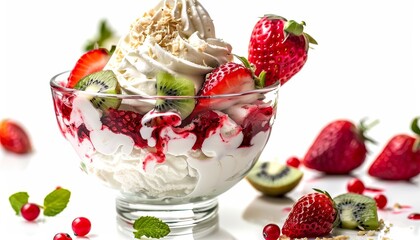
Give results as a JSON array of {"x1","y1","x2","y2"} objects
[
  {"x1": 53, "y1": 233, "x2": 72, "y2": 240},
  {"x1": 263, "y1": 223, "x2": 280, "y2": 240},
  {"x1": 374, "y1": 194, "x2": 387, "y2": 209},
  {"x1": 20, "y1": 203, "x2": 40, "y2": 221},
  {"x1": 347, "y1": 178, "x2": 365, "y2": 194},
  {"x1": 286, "y1": 156, "x2": 300, "y2": 168},
  {"x1": 72, "y1": 217, "x2": 91, "y2": 236}
]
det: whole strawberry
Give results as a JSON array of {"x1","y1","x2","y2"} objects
[
  {"x1": 282, "y1": 189, "x2": 338, "y2": 238},
  {"x1": 248, "y1": 15, "x2": 317, "y2": 86},
  {"x1": 368, "y1": 118, "x2": 420, "y2": 180},
  {"x1": 302, "y1": 119, "x2": 377, "y2": 174},
  {"x1": 0, "y1": 119, "x2": 32, "y2": 154}
]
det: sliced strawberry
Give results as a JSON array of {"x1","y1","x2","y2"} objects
[
  {"x1": 0, "y1": 119, "x2": 32, "y2": 154},
  {"x1": 67, "y1": 48, "x2": 110, "y2": 88},
  {"x1": 100, "y1": 109, "x2": 147, "y2": 148},
  {"x1": 195, "y1": 62, "x2": 255, "y2": 113}
]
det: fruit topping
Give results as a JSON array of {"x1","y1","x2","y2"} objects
[
  {"x1": 281, "y1": 189, "x2": 338, "y2": 238},
  {"x1": 347, "y1": 178, "x2": 365, "y2": 194},
  {"x1": 155, "y1": 71, "x2": 195, "y2": 120},
  {"x1": 0, "y1": 119, "x2": 32, "y2": 154},
  {"x1": 263, "y1": 223, "x2": 281, "y2": 240},
  {"x1": 74, "y1": 70, "x2": 122, "y2": 111},
  {"x1": 368, "y1": 117, "x2": 420, "y2": 180},
  {"x1": 248, "y1": 15, "x2": 317, "y2": 86},
  {"x1": 67, "y1": 48, "x2": 111, "y2": 88},
  {"x1": 195, "y1": 61, "x2": 256, "y2": 113},
  {"x1": 101, "y1": 108, "x2": 146, "y2": 148},
  {"x1": 302, "y1": 119, "x2": 377, "y2": 174},
  {"x1": 246, "y1": 161, "x2": 303, "y2": 196},
  {"x1": 333, "y1": 193, "x2": 379, "y2": 230}
]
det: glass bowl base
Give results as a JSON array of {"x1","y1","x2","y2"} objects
[{"x1": 116, "y1": 196, "x2": 219, "y2": 239}]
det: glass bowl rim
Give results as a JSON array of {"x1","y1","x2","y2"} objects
[{"x1": 50, "y1": 71, "x2": 280, "y2": 100}]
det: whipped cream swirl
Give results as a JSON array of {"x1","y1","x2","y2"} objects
[{"x1": 106, "y1": 0, "x2": 233, "y2": 96}]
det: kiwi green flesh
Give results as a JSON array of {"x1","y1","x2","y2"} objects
[
  {"x1": 246, "y1": 161, "x2": 303, "y2": 197},
  {"x1": 74, "y1": 70, "x2": 122, "y2": 111},
  {"x1": 333, "y1": 193, "x2": 379, "y2": 230},
  {"x1": 155, "y1": 72, "x2": 195, "y2": 119}
]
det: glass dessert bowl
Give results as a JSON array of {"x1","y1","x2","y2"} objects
[{"x1": 50, "y1": 70, "x2": 279, "y2": 237}]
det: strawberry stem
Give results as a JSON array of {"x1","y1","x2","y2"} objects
[
  {"x1": 358, "y1": 118, "x2": 379, "y2": 145},
  {"x1": 312, "y1": 188, "x2": 332, "y2": 199},
  {"x1": 233, "y1": 54, "x2": 266, "y2": 88},
  {"x1": 410, "y1": 117, "x2": 420, "y2": 152}
]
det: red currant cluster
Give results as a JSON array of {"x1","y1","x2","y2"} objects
[{"x1": 53, "y1": 217, "x2": 91, "y2": 240}]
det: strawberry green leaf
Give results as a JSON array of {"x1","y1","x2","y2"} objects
[
  {"x1": 256, "y1": 71, "x2": 267, "y2": 88},
  {"x1": 133, "y1": 216, "x2": 170, "y2": 239},
  {"x1": 303, "y1": 32, "x2": 318, "y2": 45},
  {"x1": 9, "y1": 192, "x2": 29, "y2": 215},
  {"x1": 284, "y1": 20, "x2": 304, "y2": 35},
  {"x1": 358, "y1": 118, "x2": 379, "y2": 145},
  {"x1": 411, "y1": 117, "x2": 420, "y2": 135},
  {"x1": 84, "y1": 19, "x2": 116, "y2": 51},
  {"x1": 43, "y1": 188, "x2": 71, "y2": 217}
]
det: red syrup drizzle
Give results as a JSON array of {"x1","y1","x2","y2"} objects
[
  {"x1": 364, "y1": 186, "x2": 384, "y2": 193},
  {"x1": 408, "y1": 213, "x2": 420, "y2": 220},
  {"x1": 392, "y1": 204, "x2": 412, "y2": 214},
  {"x1": 282, "y1": 207, "x2": 292, "y2": 213}
]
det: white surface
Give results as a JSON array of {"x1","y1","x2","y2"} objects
[{"x1": 0, "y1": 0, "x2": 419, "y2": 239}]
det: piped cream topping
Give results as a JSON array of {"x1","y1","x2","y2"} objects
[{"x1": 106, "y1": 0, "x2": 232, "y2": 97}]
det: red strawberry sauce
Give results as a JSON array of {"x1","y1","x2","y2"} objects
[
  {"x1": 364, "y1": 186, "x2": 384, "y2": 193},
  {"x1": 408, "y1": 213, "x2": 420, "y2": 220}
]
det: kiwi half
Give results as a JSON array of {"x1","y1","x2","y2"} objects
[
  {"x1": 246, "y1": 161, "x2": 303, "y2": 197},
  {"x1": 155, "y1": 72, "x2": 195, "y2": 119},
  {"x1": 74, "y1": 70, "x2": 122, "y2": 111},
  {"x1": 333, "y1": 193, "x2": 379, "y2": 230}
]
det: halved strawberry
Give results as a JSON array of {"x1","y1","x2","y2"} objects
[
  {"x1": 194, "y1": 62, "x2": 255, "y2": 113},
  {"x1": 0, "y1": 119, "x2": 32, "y2": 154},
  {"x1": 67, "y1": 48, "x2": 111, "y2": 88}
]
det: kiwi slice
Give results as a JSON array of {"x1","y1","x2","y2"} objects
[
  {"x1": 333, "y1": 193, "x2": 379, "y2": 230},
  {"x1": 155, "y1": 72, "x2": 195, "y2": 119},
  {"x1": 246, "y1": 161, "x2": 303, "y2": 197},
  {"x1": 74, "y1": 70, "x2": 122, "y2": 111}
]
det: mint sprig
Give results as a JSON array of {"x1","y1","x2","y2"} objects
[
  {"x1": 84, "y1": 19, "x2": 116, "y2": 51},
  {"x1": 9, "y1": 192, "x2": 29, "y2": 215},
  {"x1": 133, "y1": 216, "x2": 170, "y2": 239},
  {"x1": 8, "y1": 188, "x2": 71, "y2": 217},
  {"x1": 43, "y1": 188, "x2": 71, "y2": 216}
]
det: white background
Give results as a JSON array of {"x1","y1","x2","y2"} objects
[{"x1": 0, "y1": 0, "x2": 419, "y2": 239}]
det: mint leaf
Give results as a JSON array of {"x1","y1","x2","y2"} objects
[
  {"x1": 9, "y1": 192, "x2": 29, "y2": 215},
  {"x1": 84, "y1": 19, "x2": 116, "y2": 51},
  {"x1": 43, "y1": 188, "x2": 71, "y2": 216},
  {"x1": 133, "y1": 216, "x2": 170, "y2": 239}
]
